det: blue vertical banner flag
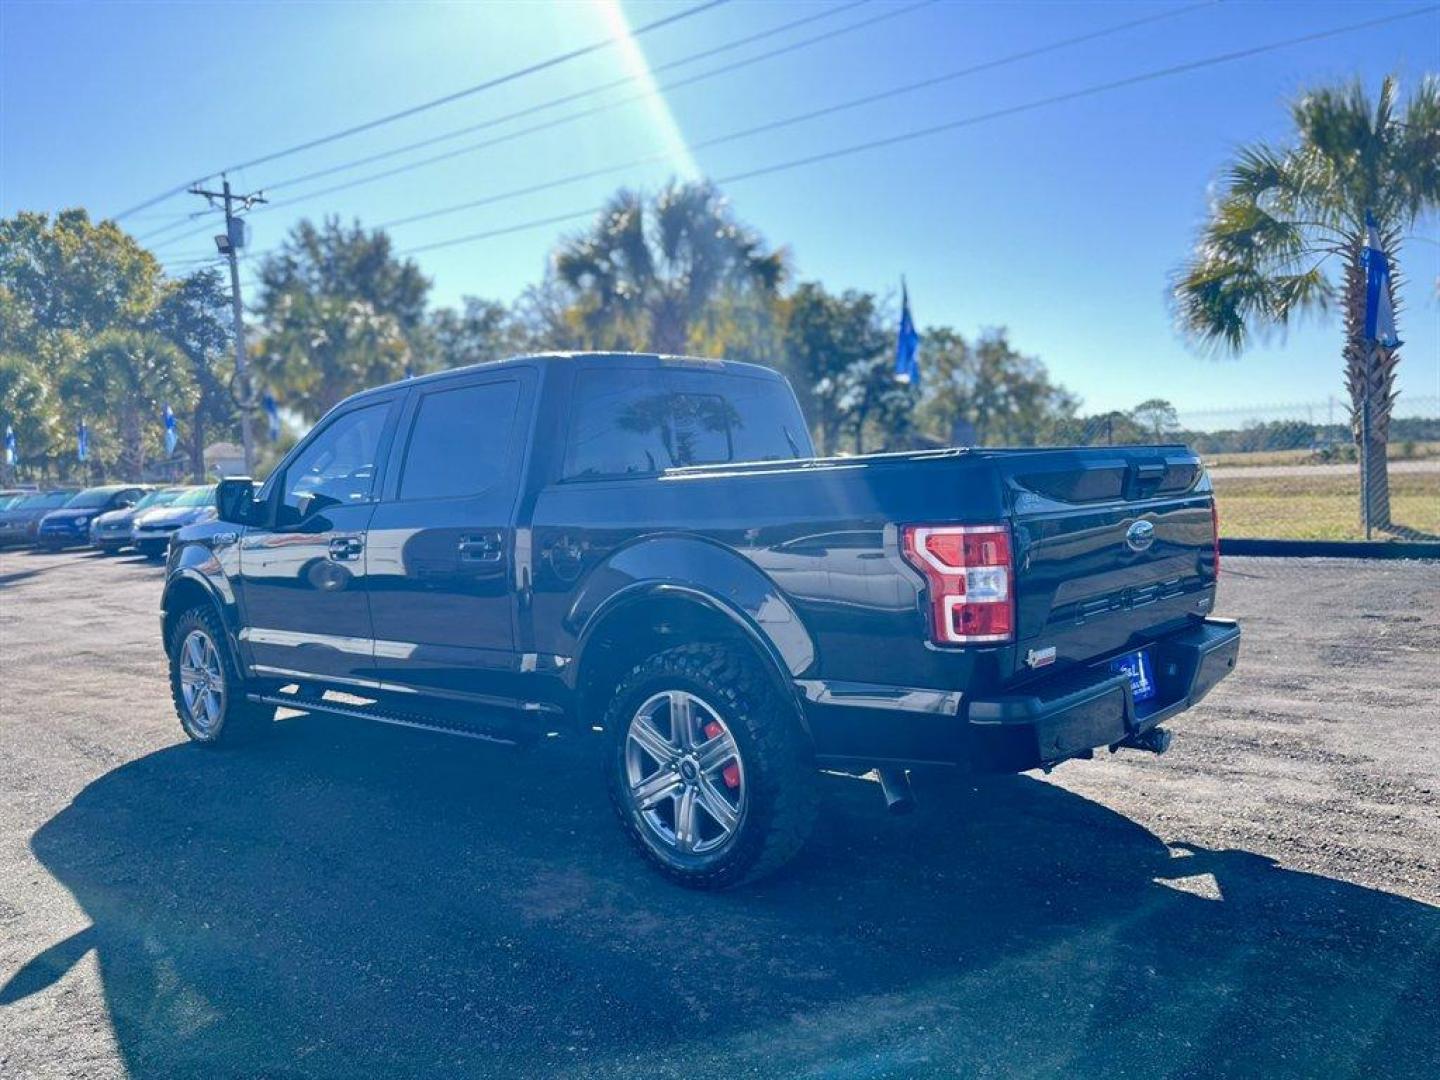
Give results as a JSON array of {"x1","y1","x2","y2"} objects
[
  {"x1": 76, "y1": 419, "x2": 89, "y2": 463},
  {"x1": 895, "y1": 278, "x2": 921, "y2": 386},
  {"x1": 163, "y1": 403, "x2": 178, "y2": 455},
  {"x1": 4, "y1": 424, "x2": 15, "y2": 467},
  {"x1": 262, "y1": 392, "x2": 281, "y2": 440},
  {"x1": 1362, "y1": 212, "x2": 1401, "y2": 348}
]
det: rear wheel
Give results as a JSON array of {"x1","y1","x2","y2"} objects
[
  {"x1": 605, "y1": 642, "x2": 817, "y2": 889},
  {"x1": 168, "y1": 605, "x2": 273, "y2": 746}
]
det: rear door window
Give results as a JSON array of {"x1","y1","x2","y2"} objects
[
  {"x1": 563, "y1": 367, "x2": 811, "y2": 480},
  {"x1": 398, "y1": 379, "x2": 522, "y2": 501}
]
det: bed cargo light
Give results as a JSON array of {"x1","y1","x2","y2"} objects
[{"x1": 901, "y1": 524, "x2": 1014, "y2": 645}]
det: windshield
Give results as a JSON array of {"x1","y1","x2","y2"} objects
[
  {"x1": 0, "y1": 494, "x2": 24, "y2": 510},
  {"x1": 170, "y1": 486, "x2": 216, "y2": 508},
  {"x1": 66, "y1": 487, "x2": 123, "y2": 509},
  {"x1": 18, "y1": 490, "x2": 77, "y2": 510},
  {"x1": 133, "y1": 488, "x2": 183, "y2": 511}
]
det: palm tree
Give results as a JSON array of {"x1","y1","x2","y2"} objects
[
  {"x1": 68, "y1": 329, "x2": 195, "y2": 478},
  {"x1": 554, "y1": 181, "x2": 786, "y2": 355},
  {"x1": 254, "y1": 292, "x2": 412, "y2": 420},
  {"x1": 1175, "y1": 76, "x2": 1440, "y2": 529}
]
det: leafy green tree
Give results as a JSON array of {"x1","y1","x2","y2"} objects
[
  {"x1": 836, "y1": 353, "x2": 919, "y2": 453},
  {"x1": 781, "y1": 283, "x2": 888, "y2": 454},
  {"x1": 258, "y1": 217, "x2": 429, "y2": 332},
  {"x1": 1174, "y1": 75, "x2": 1440, "y2": 527},
  {"x1": 917, "y1": 327, "x2": 1076, "y2": 447},
  {"x1": 255, "y1": 218, "x2": 429, "y2": 418},
  {"x1": 554, "y1": 181, "x2": 786, "y2": 355},
  {"x1": 0, "y1": 210, "x2": 170, "y2": 478},
  {"x1": 0, "y1": 352, "x2": 59, "y2": 481},
  {"x1": 255, "y1": 292, "x2": 411, "y2": 420},
  {"x1": 66, "y1": 329, "x2": 195, "y2": 477},
  {"x1": 688, "y1": 291, "x2": 786, "y2": 373},
  {"x1": 509, "y1": 276, "x2": 586, "y2": 352},
  {"x1": 0, "y1": 209, "x2": 163, "y2": 356},
  {"x1": 424, "y1": 297, "x2": 526, "y2": 372},
  {"x1": 914, "y1": 327, "x2": 973, "y2": 443},
  {"x1": 1130, "y1": 398, "x2": 1180, "y2": 440},
  {"x1": 152, "y1": 269, "x2": 237, "y2": 482}
]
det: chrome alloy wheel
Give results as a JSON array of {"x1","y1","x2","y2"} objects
[
  {"x1": 177, "y1": 628, "x2": 226, "y2": 738},
  {"x1": 624, "y1": 690, "x2": 746, "y2": 855}
]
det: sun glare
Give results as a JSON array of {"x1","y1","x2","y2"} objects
[{"x1": 595, "y1": 0, "x2": 701, "y2": 180}]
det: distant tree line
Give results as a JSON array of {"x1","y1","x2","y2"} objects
[
  {"x1": 10, "y1": 179, "x2": 1426, "y2": 484},
  {"x1": 0, "y1": 209, "x2": 237, "y2": 483},
  {"x1": 2, "y1": 184, "x2": 1102, "y2": 481}
]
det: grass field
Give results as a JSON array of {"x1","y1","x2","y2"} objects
[
  {"x1": 1214, "y1": 469, "x2": 1440, "y2": 541},
  {"x1": 1205, "y1": 441, "x2": 1440, "y2": 469}
]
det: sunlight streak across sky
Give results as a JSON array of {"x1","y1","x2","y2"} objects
[{"x1": 597, "y1": 0, "x2": 701, "y2": 181}]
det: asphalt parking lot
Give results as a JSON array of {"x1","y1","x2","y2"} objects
[{"x1": 1, "y1": 549, "x2": 1437, "y2": 1079}]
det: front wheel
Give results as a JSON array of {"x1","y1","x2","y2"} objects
[
  {"x1": 168, "y1": 605, "x2": 273, "y2": 746},
  {"x1": 605, "y1": 643, "x2": 818, "y2": 889}
]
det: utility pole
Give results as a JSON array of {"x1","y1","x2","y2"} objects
[{"x1": 188, "y1": 176, "x2": 265, "y2": 476}]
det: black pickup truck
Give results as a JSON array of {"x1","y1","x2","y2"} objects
[{"x1": 161, "y1": 352, "x2": 1239, "y2": 887}]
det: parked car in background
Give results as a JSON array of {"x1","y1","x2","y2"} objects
[
  {"x1": 133, "y1": 485, "x2": 216, "y2": 559},
  {"x1": 91, "y1": 486, "x2": 188, "y2": 554},
  {"x1": 37, "y1": 485, "x2": 149, "y2": 551},
  {"x1": 0, "y1": 488, "x2": 38, "y2": 510},
  {"x1": 0, "y1": 489, "x2": 80, "y2": 547}
]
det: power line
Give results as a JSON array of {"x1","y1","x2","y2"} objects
[
  {"x1": 137, "y1": 212, "x2": 213, "y2": 245},
  {"x1": 149, "y1": 220, "x2": 233, "y2": 253},
  {"x1": 144, "y1": 0, "x2": 933, "y2": 257},
  {"x1": 398, "y1": 4, "x2": 1439, "y2": 257},
  {"x1": 109, "y1": 0, "x2": 732, "y2": 223},
  {"x1": 262, "y1": 0, "x2": 875, "y2": 195},
  {"x1": 372, "y1": 0, "x2": 1216, "y2": 233},
  {"x1": 247, "y1": 0, "x2": 939, "y2": 217}
]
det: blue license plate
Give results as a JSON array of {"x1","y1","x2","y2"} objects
[{"x1": 1110, "y1": 649, "x2": 1157, "y2": 704}]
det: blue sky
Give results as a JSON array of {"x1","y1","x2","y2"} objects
[{"x1": 2, "y1": 0, "x2": 1437, "y2": 420}]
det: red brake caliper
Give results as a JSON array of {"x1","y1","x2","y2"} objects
[{"x1": 703, "y1": 721, "x2": 742, "y2": 789}]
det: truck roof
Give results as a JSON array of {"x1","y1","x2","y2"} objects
[{"x1": 351, "y1": 351, "x2": 787, "y2": 404}]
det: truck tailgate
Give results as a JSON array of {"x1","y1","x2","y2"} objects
[{"x1": 996, "y1": 447, "x2": 1217, "y2": 681}]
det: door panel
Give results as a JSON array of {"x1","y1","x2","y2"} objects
[
  {"x1": 239, "y1": 504, "x2": 380, "y2": 685},
  {"x1": 237, "y1": 398, "x2": 397, "y2": 686},
  {"x1": 366, "y1": 371, "x2": 533, "y2": 704}
]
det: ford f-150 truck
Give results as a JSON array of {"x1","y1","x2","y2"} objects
[{"x1": 161, "y1": 352, "x2": 1239, "y2": 887}]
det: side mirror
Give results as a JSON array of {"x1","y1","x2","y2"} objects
[{"x1": 216, "y1": 476, "x2": 260, "y2": 526}]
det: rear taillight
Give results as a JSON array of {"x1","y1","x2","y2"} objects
[
  {"x1": 1210, "y1": 500, "x2": 1221, "y2": 580},
  {"x1": 901, "y1": 524, "x2": 1014, "y2": 645}
]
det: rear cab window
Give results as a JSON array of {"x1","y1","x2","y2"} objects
[
  {"x1": 562, "y1": 364, "x2": 812, "y2": 480},
  {"x1": 397, "y1": 378, "x2": 523, "y2": 502}
]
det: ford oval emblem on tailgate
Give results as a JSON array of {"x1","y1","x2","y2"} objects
[{"x1": 1125, "y1": 519, "x2": 1155, "y2": 553}]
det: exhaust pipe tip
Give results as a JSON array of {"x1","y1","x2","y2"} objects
[{"x1": 875, "y1": 768, "x2": 915, "y2": 814}]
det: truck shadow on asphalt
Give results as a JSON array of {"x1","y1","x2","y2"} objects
[{"x1": 4, "y1": 714, "x2": 1436, "y2": 1078}]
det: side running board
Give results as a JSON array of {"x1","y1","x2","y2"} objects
[{"x1": 247, "y1": 691, "x2": 530, "y2": 747}]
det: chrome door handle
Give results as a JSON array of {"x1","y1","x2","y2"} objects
[
  {"x1": 458, "y1": 533, "x2": 502, "y2": 562},
  {"x1": 328, "y1": 535, "x2": 363, "y2": 561}
]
